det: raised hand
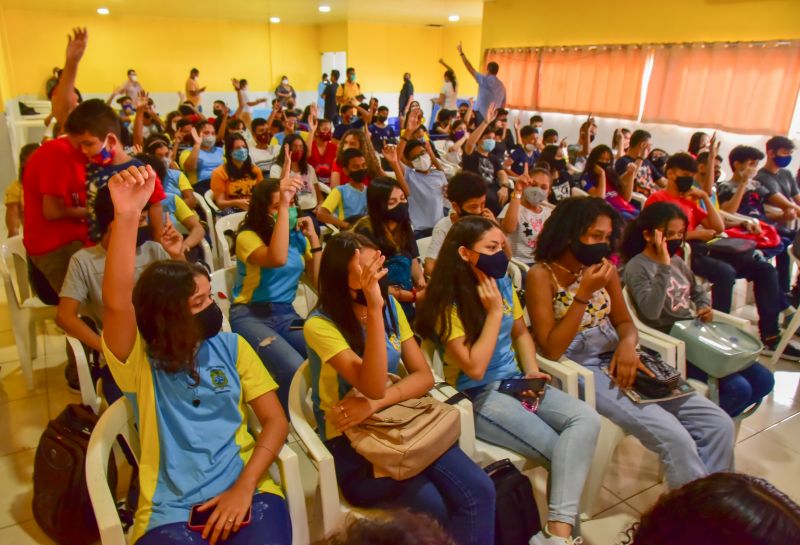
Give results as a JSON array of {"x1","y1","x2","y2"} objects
[
  {"x1": 279, "y1": 176, "x2": 304, "y2": 208},
  {"x1": 136, "y1": 92, "x2": 150, "y2": 111},
  {"x1": 355, "y1": 249, "x2": 388, "y2": 310},
  {"x1": 382, "y1": 144, "x2": 398, "y2": 164},
  {"x1": 405, "y1": 109, "x2": 422, "y2": 133},
  {"x1": 190, "y1": 127, "x2": 201, "y2": 145},
  {"x1": 457, "y1": 41, "x2": 463, "y2": 54},
  {"x1": 160, "y1": 218, "x2": 185, "y2": 257},
  {"x1": 514, "y1": 116, "x2": 521, "y2": 130},
  {"x1": 231, "y1": 78, "x2": 240, "y2": 90},
  {"x1": 107, "y1": 165, "x2": 156, "y2": 217},
  {"x1": 486, "y1": 102, "x2": 497, "y2": 123},
  {"x1": 66, "y1": 27, "x2": 88, "y2": 65}
]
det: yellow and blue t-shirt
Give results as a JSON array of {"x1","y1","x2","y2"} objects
[
  {"x1": 179, "y1": 147, "x2": 224, "y2": 184},
  {"x1": 321, "y1": 183, "x2": 367, "y2": 220},
  {"x1": 101, "y1": 331, "x2": 282, "y2": 544},
  {"x1": 161, "y1": 194, "x2": 197, "y2": 229},
  {"x1": 439, "y1": 276, "x2": 523, "y2": 390},
  {"x1": 233, "y1": 228, "x2": 311, "y2": 305},
  {"x1": 163, "y1": 169, "x2": 192, "y2": 199},
  {"x1": 304, "y1": 297, "x2": 413, "y2": 441}
]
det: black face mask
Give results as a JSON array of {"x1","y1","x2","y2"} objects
[
  {"x1": 473, "y1": 250, "x2": 510, "y2": 279},
  {"x1": 385, "y1": 202, "x2": 409, "y2": 223},
  {"x1": 349, "y1": 169, "x2": 368, "y2": 183},
  {"x1": 136, "y1": 226, "x2": 151, "y2": 247},
  {"x1": 666, "y1": 239, "x2": 683, "y2": 257},
  {"x1": 675, "y1": 175, "x2": 695, "y2": 193},
  {"x1": 651, "y1": 156, "x2": 667, "y2": 171},
  {"x1": 570, "y1": 239, "x2": 611, "y2": 266},
  {"x1": 195, "y1": 302, "x2": 223, "y2": 340},
  {"x1": 375, "y1": 115, "x2": 387, "y2": 123},
  {"x1": 351, "y1": 276, "x2": 390, "y2": 306}
]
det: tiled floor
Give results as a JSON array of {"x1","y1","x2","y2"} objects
[{"x1": 1, "y1": 293, "x2": 799, "y2": 545}]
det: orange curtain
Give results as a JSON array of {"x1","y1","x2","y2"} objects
[
  {"x1": 643, "y1": 43, "x2": 800, "y2": 134},
  {"x1": 537, "y1": 46, "x2": 650, "y2": 120},
  {"x1": 486, "y1": 48, "x2": 540, "y2": 110}
]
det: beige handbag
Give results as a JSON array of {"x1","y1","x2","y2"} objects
[{"x1": 343, "y1": 381, "x2": 461, "y2": 481}]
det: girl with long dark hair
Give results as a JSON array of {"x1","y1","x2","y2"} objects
[
  {"x1": 101, "y1": 165, "x2": 291, "y2": 545},
  {"x1": 416, "y1": 216, "x2": 600, "y2": 545},
  {"x1": 527, "y1": 197, "x2": 735, "y2": 493},
  {"x1": 230, "y1": 163, "x2": 320, "y2": 411},
  {"x1": 581, "y1": 144, "x2": 638, "y2": 221},
  {"x1": 304, "y1": 232, "x2": 495, "y2": 545},
  {"x1": 210, "y1": 133, "x2": 262, "y2": 215},
  {"x1": 353, "y1": 177, "x2": 426, "y2": 320},
  {"x1": 621, "y1": 202, "x2": 773, "y2": 417},
  {"x1": 271, "y1": 133, "x2": 322, "y2": 232}
]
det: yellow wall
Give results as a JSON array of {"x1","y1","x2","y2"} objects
[
  {"x1": 346, "y1": 22, "x2": 482, "y2": 95},
  {"x1": 482, "y1": 0, "x2": 800, "y2": 50},
  {"x1": 0, "y1": 7, "x2": 480, "y2": 102}
]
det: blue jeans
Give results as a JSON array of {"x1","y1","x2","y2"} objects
[
  {"x1": 327, "y1": 437, "x2": 495, "y2": 545},
  {"x1": 230, "y1": 303, "x2": 306, "y2": 411},
  {"x1": 687, "y1": 361, "x2": 775, "y2": 417},
  {"x1": 564, "y1": 321, "x2": 735, "y2": 490},
  {"x1": 135, "y1": 492, "x2": 291, "y2": 545},
  {"x1": 468, "y1": 381, "x2": 600, "y2": 525}
]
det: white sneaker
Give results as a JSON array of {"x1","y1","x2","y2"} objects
[{"x1": 529, "y1": 529, "x2": 583, "y2": 545}]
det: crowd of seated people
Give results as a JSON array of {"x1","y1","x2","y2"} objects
[{"x1": 11, "y1": 25, "x2": 800, "y2": 545}]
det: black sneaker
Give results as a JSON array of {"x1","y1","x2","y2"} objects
[{"x1": 762, "y1": 338, "x2": 800, "y2": 362}]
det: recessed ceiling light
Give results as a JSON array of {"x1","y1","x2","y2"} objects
[
  {"x1": 448, "y1": 15, "x2": 460, "y2": 22},
  {"x1": 319, "y1": 5, "x2": 331, "y2": 13},
  {"x1": 270, "y1": 16, "x2": 281, "y2": 23},
  {"x1": 97, "y1": 7, "x2": 110, "y2": 15}
]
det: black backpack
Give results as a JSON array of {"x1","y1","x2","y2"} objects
[
  {"x1": 485, "y1": 458, "x2": 542, "y2": 545},
  {"x1": 33, "y1": 404, "x2": 119, "y2": 545}
]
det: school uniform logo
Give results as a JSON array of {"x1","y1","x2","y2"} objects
[
  {"x1": 389, "y1": 333, "x2": 401, "y2": 352},
  {"x1": 209, "y1": 368, "x2": 230, "y2": 392}
]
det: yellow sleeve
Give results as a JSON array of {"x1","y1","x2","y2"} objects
[
  {"x1": 304, "y1": 315, "x2": 351, "y2": 364},
  {"x1": 321, "y1": 188, "x2": 343, "y2": 219},
  {"x1": 179, "y1": 149, "x2": 191, "y2": 170},
  {"x1": 235, "y1": 230, "x2": 264, "y2": 263},
  {"x1": 177, "y1": 172, "x2": 192, "y2": 193},
  {"x1": 335, "y1": 85, "x2": 343, "y2": 98},
  {"x1": 303, "y1": 236, "x2": 312, "y2": 260},
  {"x1": 174, "y1": 196, "x2": 196, "y2": 223},
  {"x1": 4, "y1": 180, "x2": 21, "y2": 204},
  {"x1": 101, "y1": 332, "x2": 147, "y2": 393},
  {"x1": 392, "y1": 298, "x2": 414, "y2": 342},
  {"x1": 270, "y1": 137, "x2": 280, "y2": 147},
  {"x1": 298, "y1": 131, "x2": 309, "y2": 143},
  {"x1": 236, "y1": 336, "x2": 278, "y2": 402},
  {"x1": 512, "y1": 290, "x2": 523, "y2": 321},
  {"x1": 445, "y1": 305, "x2": 466, "y2": 343}
]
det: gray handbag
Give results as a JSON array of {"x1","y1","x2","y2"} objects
[{"x1": 669, "y1": 319, "x2": 762, "y2": 378}]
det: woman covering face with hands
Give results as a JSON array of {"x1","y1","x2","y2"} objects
[
  {"x1": 303, "y1": 232, "x2": 496, "y2": 545},
  {"x1": 416, "y1": 216, "x2": 599, "y2": 545},
  {"x1": 230, "y1": 151, "x2": 321, "y2": 412},
  {"x1": 527, "y1": 197, "x2": 735, "y2": 492},
  {"x1": 100, "y1": 164, "x2": 292, "y2": 545}
]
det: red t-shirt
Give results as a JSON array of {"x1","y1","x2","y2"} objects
[
  {"x1": 308, "y1": 141, "x2": 337, "y2": 180},
  {"x1": 645, "y1": 190, "x2": 708, "y2": 231},
  {"x1": 23, "y1": 137, "x2": 89, "y2": 256}
]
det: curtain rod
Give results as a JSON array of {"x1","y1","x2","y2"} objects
[{"x1": 486, "y1": 39, "x2": 798, "y2": 54}]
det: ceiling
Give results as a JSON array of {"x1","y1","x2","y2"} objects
[{"x1": 0, "y1": 0, "x2": 485, "y2": 25}]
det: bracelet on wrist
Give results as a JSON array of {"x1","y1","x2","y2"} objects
[
  {"x1": 411, "y1": 288, "x2": 417, "y2": 303},
  {"x1": 310, "y1": 246, "x2": 322, "y2": 253}
]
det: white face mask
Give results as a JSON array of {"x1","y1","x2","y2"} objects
[
  {"x1": 524, "y1": 186, "x2": 547, "y2": 205},
  {"x1": 412, "y1": 154, "x2": 432, "y2": 172},
  {"x1": 161, "y1": 156, "x2": 171, "y2": 170},
  {"x1": 201, "y1": 135, "x2": 216, "y2": 148},
  {"x1": 281, "y1": 79, "x2": 288, "y2": 85},
  {"x1": 525, "y1": 143, "x2": 536, "y2": 153},
  {"x1": 130, "y1": 74, "x2": 138, "y2": 82}
]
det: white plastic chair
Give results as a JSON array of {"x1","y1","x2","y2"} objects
[
  {"x1": 66, "y1": 335, "x2": 102, "y2": 414},
  {"x1": 416, "y1": 237, "x2": 432, "y2": 266},
  {"x1": 0, "y1": 236, "x2": 57, "y2": 389},
  {"x1": 203, "y1": 189, "x2": 221, "y2": 213},
  {"x1": 210, "y1": 266, "x2": 237, "y2": 332},
  {"x1": 214, "y1": 212, "x2": 247, "y2": 268},
  {"x1": 193, "y1": 191, "x2": 219, "y2": 266},
  {"x1": 86, "y1": 397, "x2": 309, "y2": 545},
  {"x1": 198, "y1": 239, "x2": 215, "y2": 273}
]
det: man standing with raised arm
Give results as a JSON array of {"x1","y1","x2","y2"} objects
[{"x1": 457, "y1": 42, "x2": 506, "y2": 123}]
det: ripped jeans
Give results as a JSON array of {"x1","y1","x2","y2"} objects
[
  {"x1": 230, "y1": 302, "x2": 306, "y2": 411},
  {"x1": 564, "y1": 320, "x2": 735, "y2": 489}
]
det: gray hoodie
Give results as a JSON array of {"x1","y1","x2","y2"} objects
[{"x1": 623, "y1": 253, "x2": 711, "y2": 332}]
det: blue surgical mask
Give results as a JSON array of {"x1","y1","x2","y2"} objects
[
  {"x1": 481, "y1": 139, "x2": 496, "y2": 153},
  {"x1": 775, "y1": 155, "x2": 792, "y2": 168},
  {"x1": 231, "y1": 147, "x2": 249, "y2": 162}
]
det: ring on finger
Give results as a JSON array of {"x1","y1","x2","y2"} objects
[{"x1": 343, "y1": 411, "x2": 349, "y2": 419}]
